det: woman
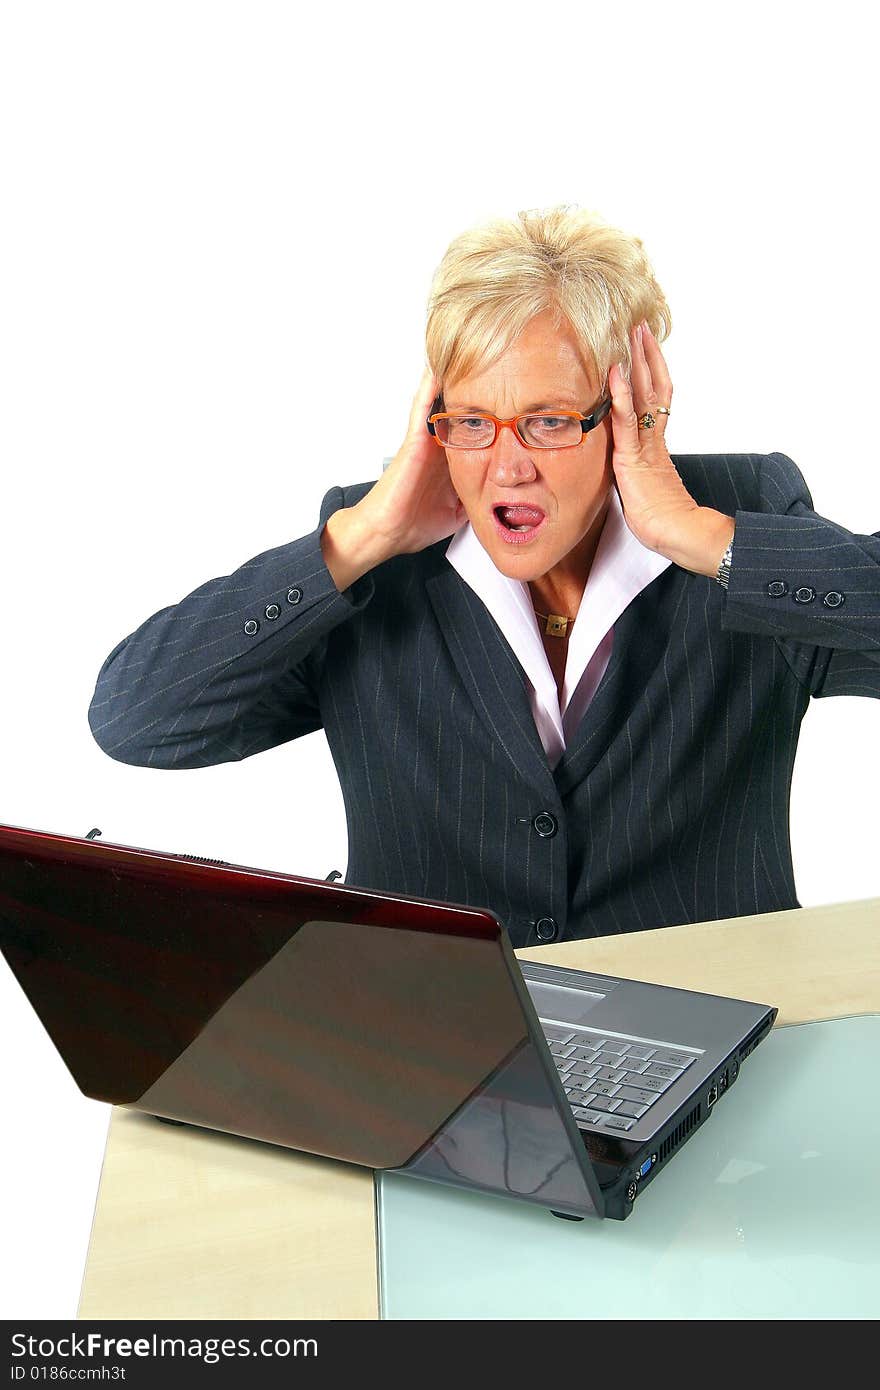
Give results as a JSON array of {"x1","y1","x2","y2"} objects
[{"x1": 89, "y1": 207, "x2": 880, "y2": 944}]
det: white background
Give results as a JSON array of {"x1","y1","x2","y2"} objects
[{"x1": 1, "y1": 1, "x2": 878, "y2": 1318}]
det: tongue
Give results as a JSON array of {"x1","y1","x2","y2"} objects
[{"x1": 499, "y1": 506, "x2": 544, "y2": 528}]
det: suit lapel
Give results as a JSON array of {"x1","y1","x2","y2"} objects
[
  {"x1": 425, "y1": 559, "x2": 686, "y2": 804},
  {"x1": 553, "y1": 567, "x2": 685, "y2": 798},
  {"x1": 425, "y1": 567, "x2": 559, "y2": 801}
]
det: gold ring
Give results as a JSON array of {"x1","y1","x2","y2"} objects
[
  {"x1": 656, "y1": 405, "x2": 671, "y2": 416},
  {"x1": 638, "y1": 412, "x2": 656, "y2": 430}
]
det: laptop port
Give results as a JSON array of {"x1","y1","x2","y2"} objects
[
  {"x1": 719, "y1": 1072, "x2": 729, "y2": 1093},
  {"x1": 707, "y1": 1083, "x2": 719, "y2": 1107}
]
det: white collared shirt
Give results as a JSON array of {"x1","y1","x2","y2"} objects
[{"x1": 445, "y1": 489, "x2": 671, "y2": 768}]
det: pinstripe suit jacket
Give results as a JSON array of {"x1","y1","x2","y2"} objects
[{"x1": 89, "y1": 452, "x2": 880, "y2": 947}]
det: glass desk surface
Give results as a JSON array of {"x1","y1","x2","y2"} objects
[{"x1": 377, "y1": 1016, "x2": 880, "y2": 1320}]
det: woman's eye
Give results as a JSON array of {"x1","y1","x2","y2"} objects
[
  {"x1": 461, "y1": 416, "x2": 488, "y2": 430},
  {"x1": 521, "y1": 414, "x2": 581, "y2": 446}
]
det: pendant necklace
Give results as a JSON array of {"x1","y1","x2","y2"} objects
[{"x1": 533, "y1": 608, "x2": 575, "y2": 638}]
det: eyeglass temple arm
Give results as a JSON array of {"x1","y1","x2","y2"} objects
[
  {"x1": 582, "y1": 395, "x2": 613, "y2": 432},
  {"x1": 426, "y1": 393, "x2": 444, "y2": 437}
]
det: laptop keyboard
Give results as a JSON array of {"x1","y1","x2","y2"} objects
[{"x1": 541, "y1": 1023, "x2": 698, "y2": 1133}]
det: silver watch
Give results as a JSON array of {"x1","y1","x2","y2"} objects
[{"x1": 715, "y1": 535, "x2": 734, "y2": 589}]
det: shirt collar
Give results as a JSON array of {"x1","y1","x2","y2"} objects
[{"x1": 444, "y1": 489, "x2": 671, "y2": 723}]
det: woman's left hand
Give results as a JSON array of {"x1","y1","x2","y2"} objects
[{"x1": 608, "y1": 322, "x2": 735, "y2": 577}]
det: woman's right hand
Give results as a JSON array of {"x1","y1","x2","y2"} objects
[{"x1": 320, "y1": 368, "x2": 467, "y2": 590}]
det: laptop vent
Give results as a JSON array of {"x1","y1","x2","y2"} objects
[
  {"x1": 738, "y1": 1020, "x2": 772, "y2": 1062},
  {"x1": 656, "y1": 1102, "x2": 701, "y2": 1165}
]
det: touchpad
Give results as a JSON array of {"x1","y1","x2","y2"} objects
[{"x1": 526, "y1": 980, "x2": 606, "y2": 1026}]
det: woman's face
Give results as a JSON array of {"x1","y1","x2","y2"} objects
[{"x1": 442, "y1": 310, "x2": 614, "y2": 585}]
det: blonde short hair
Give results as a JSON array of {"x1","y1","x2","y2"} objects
[{"x1": 426, "y1": 205, "x2": 670, "y2": 391}]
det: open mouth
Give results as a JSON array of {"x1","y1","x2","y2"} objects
[{"x1": 491, "y1": 504, "x2": 547, "y2": 544}]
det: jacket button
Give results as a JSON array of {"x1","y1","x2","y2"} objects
[
  {"x1": 265, "y1": 603, "x2": 281, "y2": 620},
  {"x1": 535, "y1": 917, "x2": 558, "y2": 942},
  {"x1": 767, "y1": 580, "x2": 788, "y2": 597},
  {"x1": 287, "y1": 587, "x2": 303, "y2": 605},
  {"x1": 243, "y1": 619, "x2": 260, "y2": 636},
  {"x1": 822, "y1": 590, "x2": 845, "y2": 608},
  {"x1": 794, "y1": 586, "x2": 816, "y2": 604},
  {"x1": 533, "y1": 812, "x2": 558, "y2": 838}
]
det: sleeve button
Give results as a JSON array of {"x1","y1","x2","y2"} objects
[
  {"x1": 822, "y1": 591, "x2": 845, "y2": 608},
  {"x1": 265, "y1": 603, "x2": 281, "y2": 620},
  {"x1": 767, "y1": 580, "x2": 788, "y2": 598},
  {"x1": 287, "y1": 587, "x2": 303, "y2": 605},
  {"x1": 243, "y1": 619, "x2": 260, "y2": 636},
  {"x1": 793, "y1": 586, "x2": 816, "y2": 604},
  {"x1": 535, "y1": 917, "x2": 559, "y2": 942}
]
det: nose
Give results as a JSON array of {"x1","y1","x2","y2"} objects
[{"x1": 488, "y1": 421, "x2": 538, "y2": 487}]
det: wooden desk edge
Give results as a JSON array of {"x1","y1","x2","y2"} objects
[
  {"x1": 78, "y1": 1112, "x2": 380, "y2": 1321},
  {"x1": 518, "y1": 896, "x2": 880, "y2": 1025}
]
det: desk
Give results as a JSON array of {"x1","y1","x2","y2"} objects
[{"x1": 77, "y1": 899, "x2": 879, "y2": 1320}]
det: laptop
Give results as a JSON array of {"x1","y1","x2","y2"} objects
[{"x1": 0, "y1": 820, "x2": 776, "y2": 1222}]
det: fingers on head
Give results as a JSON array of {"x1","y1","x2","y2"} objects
[
  {"x1": 608, "y1": 366, "x2": 638, "y2": 438},
  {"x1": 610, "y1": 360, "x2": 632, "y2": 395},
  {"x1": 416, "y1": 365, "x2": 439, "y2": 406},
  {"x1": 635, "y1": 320, "x2": 673, "y2": 407},
  {"x1": 413, "y1": 369, "x2": 440, "y2": 431},
  {"x1": 630, "y1": 341, "x2": 654, "y2": 403},
  {"x1": 621, "y1": 337, "x2": 667, "y2": 437}
]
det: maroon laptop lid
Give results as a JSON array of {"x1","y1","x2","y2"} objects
[{"x1": 0, "y1": 822, "x2": 604, "y2": 1218}]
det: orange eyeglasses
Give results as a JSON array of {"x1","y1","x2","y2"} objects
[{"x1": 427, "y1": 396, "x2": 612, "y2": 449}]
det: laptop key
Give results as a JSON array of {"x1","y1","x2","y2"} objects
[
  {"x1": 571, "y1": 1107, "x2": 607, "y2": 1125},
  {"x1": 618, "y1": 1085, "x2": 660, "y2": 1106},
  {"x1": 614, "y1": 1101, "x2": 648, "y2": 1118},
  {"x1": 650, "y1": 1050, "x2": 696, "y2": 1068},
  {"x1": 596, "y1": 1039, "x2": 629, "y2": 1055},
  {"x1": 628, "y1": 1073, "x2": 672, "y2": 1093},
  {"x1": 622, "y1": 1045, "x2": 655, "y2": 1060},
  {"x1": 594, "y1": 1066, "x2": 628, "y2": 1083},
  {"x1": 568, "y1": 1061, "x2": 600, "y2": 1079},
  {"x1": 596, "y1": 1051, "x2": 630, "y2": 1068},
  {"x1": 617, "y1": 1055, "x2": 648, "y2": 1074},
  {"x1": 542, "y1": 1026, "x2": 576, "y2": 1044},
  {"x1": 549, "y1": 1041, "x2": 577, "y2": 1058},
  {"x1": 588, "y1": 1080, "x2": 620, "y2": 1097},
  {"x1": 602, "y1": 1115, "x2": 636, "y2": 1132},
  {"x1": 568, "y1": 1046, "x2": 601, "y2": 1063},
  {"x1": 567, "y1": 1088, "x2": 593, "y2": 1105},
  {"x1": 580, "y1": 1093, "x2": 620, "y2": 1113},
  {"x1": 644, "y1": 1063, "x2": 683, "y2": 1081}
]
